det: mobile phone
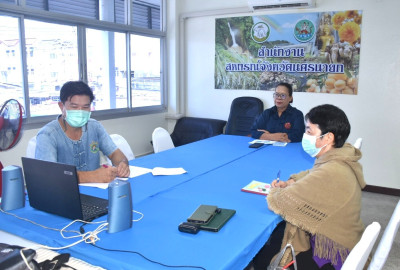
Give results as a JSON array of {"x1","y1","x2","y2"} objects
[
  {"x1": 187, "y1": 205, "x2": 218, "y2": 224},
  {"x1": 199, "y1": 208, "x2": 236, "y2": 232},
  {"x1": 249, "y1": 143, "x2": 264, "y2": 148}
]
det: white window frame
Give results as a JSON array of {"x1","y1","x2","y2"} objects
[{"x1": 0, "y1": 0, "x2": 167, "y2": 129}]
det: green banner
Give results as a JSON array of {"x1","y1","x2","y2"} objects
[{"x1": 215, "y1": 10, "x2": 362, "y2": 94}]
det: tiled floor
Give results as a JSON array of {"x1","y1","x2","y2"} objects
[{"x1": 360, "y1": 191, "x2": 399, "y2": 270}]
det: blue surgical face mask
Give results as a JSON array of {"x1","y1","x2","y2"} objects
[
  {"x1": 302, "y1": 133, "x2": 327, "y2": 157},
  {"x1": 65, "y1": 110, "x2": 91, "y2": 128}
]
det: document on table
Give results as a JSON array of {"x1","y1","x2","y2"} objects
[
  {"x1": 249, "y1": 139, "x2": 276, "y2": 144},
  {"x1": 272, "y1": 141, "x2": 287, "y2": 147},
  {"x1": 80, "y1": 166, "x2": 187, "y2": 189},
  {"x1": 151, "y1": 167, "x2": 187, "y2": 176},
  {"x1": 249, "y1": 139, "x2": 287, "y2": 147},
  {"x1": 130, "y1": 166, "x2": 153, "y2": 177},
  {"x1": 80, "y1": 165, "x2": 152, "y2": 189}
]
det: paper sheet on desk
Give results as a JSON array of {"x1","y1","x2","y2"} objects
[
  {"x1": 249, "y1": 139, "x2": 287, "y2": 147},
  {"x1": 249, "y1": 139, "x2": 276, "y2": 144},
  {"x1": 79, "y1": 165, "x2": 152, "y2": 189},
  {"x1": 130, "y1": 166, "x2": 153, "y2": 177},
  {"x1": 151, "y1": 167, "x2": 187, "y2": 176},
  {"x1": 272, "y1": 141, "x2": 287, "y2": 147}
]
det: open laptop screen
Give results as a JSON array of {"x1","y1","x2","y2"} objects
[{"x1": 21, "y1": 157, "x2": 107, "y2": 220}]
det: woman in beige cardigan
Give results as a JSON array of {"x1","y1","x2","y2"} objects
[{"x1": 252, "y1": 104, "x2": 366, "y2": 270}]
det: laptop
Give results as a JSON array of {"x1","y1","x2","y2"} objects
[{"x1": 21, "y1": 157, "x2": 108, "y2": 221}]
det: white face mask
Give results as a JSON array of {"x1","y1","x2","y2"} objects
[{"x1": 302, "y1": 133, "x2": 327, "y2": 157}]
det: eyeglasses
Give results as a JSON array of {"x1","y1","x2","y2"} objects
[{"x1": 273, "y1": 93, "x2": 287, "y2": 99}]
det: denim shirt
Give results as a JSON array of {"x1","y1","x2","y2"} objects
[
  {"x1": 250, "y1": 105, "x2": 305, "y2": 142},
  {"x1": 35, "y1": 116, "x2": 117, "y2": 171}
]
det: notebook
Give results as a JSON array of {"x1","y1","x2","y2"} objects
[
  {"x1": 199, "y1": 208, "x2": 236, "y2": 232},
  {"x1": 241, "y1": 180, "x2": 271, "y2": 195},
  {"x1": 21, "y1": 157, "x2": 108, "y2": 221}
]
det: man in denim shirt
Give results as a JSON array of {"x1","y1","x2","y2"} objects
[{"x1": 35, "y1": 81, "x2": 130, "y2": 183}]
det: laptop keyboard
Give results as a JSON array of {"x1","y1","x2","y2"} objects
[{"x1": 80, "y1": 194, "x2": 108, "y2": 221}]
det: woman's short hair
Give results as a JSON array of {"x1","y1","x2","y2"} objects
[
  {"x1": 276, "y1": 82, "x2": 293, "y2": 97},
  {"x1": 60, "y1": 81, "x2": 95, "y2": 103},
  {"x1": 305, "y1": 104, "x2": 350, "y2": 148},
  {"x1": 276, "y1": 82, "x2": 293, "y2": 103}
]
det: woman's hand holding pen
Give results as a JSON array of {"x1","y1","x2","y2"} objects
[{"x1": 271, "y1": 179, "x2": 295, "y2": 188}]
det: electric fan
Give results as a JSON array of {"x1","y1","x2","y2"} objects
[{"x1": 0, "y1": 99, "x2": 24, "y2": 196}]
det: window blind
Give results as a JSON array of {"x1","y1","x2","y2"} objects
[{"x1": 26, "y1": 0, "x2": 98, "y2": 19}]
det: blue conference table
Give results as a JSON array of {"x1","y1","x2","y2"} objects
[{"x1": 0, "y1": 135, "x2": 314, "y2": 270}]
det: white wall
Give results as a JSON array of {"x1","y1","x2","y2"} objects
[
  {"x1": 176, "y1": 0, "x2": 400, "y2": 189},
  {"x1": 0, "y1": 113, "x2": 167, "y2": 168},
  {"x1": 1, "y1": 0, "x2": 398, "y2": 190}
]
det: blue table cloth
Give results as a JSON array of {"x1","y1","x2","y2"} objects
[{"x1": 0, "y1": 135, "x2": 314, "y2": 269}]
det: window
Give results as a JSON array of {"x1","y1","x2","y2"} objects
[
  {"x1": 132, "y1": 0, "x2": 161, "y2": 30},
  {"x1": 0, "y1": 16, "x2": 24, "y2": 108},
  {"x1": 24, "y1": 19, "x2": 78, "y2": 116},
  {"x1": 25, "y1": 0, "x2": 99, "y2": 19},
  {"x1": 0, "y1": 0, "x2": 165, "y2": 124},
  {"x1": 86, "y1": 29, "x2": 127, "y2": 110},
  {"x1": 2, "y1": 0, "x2": 162, "y2": 30},
  {"x1": 130, "y1": 34, "x2": 161, "y2": 108},
  {"x1": 0, "y1": 0, "x2": 14, "y2": 4}
]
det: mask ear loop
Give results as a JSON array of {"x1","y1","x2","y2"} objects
[
  {"x1": 62, "y1": 116, "x2": 68, "y2": 132},
  {"x1": 317, "y1": 133, "x2": 330, "y2": 152}
]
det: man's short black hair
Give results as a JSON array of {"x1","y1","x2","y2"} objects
[
  {"x1": 305, "y1": 104, "x2": 351, "y2": 148},
  {"x1": 59, "y1": 81, "x2": 95, "y2": 104}
]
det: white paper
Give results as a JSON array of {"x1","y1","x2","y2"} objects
[
  {"x1": 129, "y1": 166, "x2": 153, "y2": 178},
  {"x1": 249, "y1": 139, "x2": 276, "y2": 144},
  {"x1": 79, "y1": 165, "x2": 152, "y2": 189},
  {"x1": 273, "y1": 141, "x2": 287, "y2": 147},
  {"x1": 151, "y1": 167, "x2": 187, "y2": 176},
  {"x1": 80, "y1": 178, "x2": 126, "y2": 189}
]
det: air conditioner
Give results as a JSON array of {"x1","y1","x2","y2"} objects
[{"x1": 248, "y1": 0, "x2": 316, "y2": 11}]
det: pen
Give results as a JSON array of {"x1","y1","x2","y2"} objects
[
  {"x1": 276, "y1": 170, "x2": 281, "y2": 183},
  {"x1": 282, "y1": 260, "x2": 294, "y2": 269}
]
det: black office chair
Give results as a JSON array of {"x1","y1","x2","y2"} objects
[
  {"x1": 225, "y1": 97, "x2": 264, "y2": 136},
  {"x1": 170, "y1": 117, "x2": 227, "y2": 147}
]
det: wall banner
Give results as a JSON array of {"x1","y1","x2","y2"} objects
[{"x1": 215, "y1": 10, "x2": 362, "y2": 94}]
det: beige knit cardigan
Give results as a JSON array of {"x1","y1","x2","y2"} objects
[{"x1": 267, "y1": 143, "x2": 366, "y2": 266}]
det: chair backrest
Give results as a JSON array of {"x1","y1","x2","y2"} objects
[
  {"x1": 26, "y1": 136, "x2": 37, "y2": 158},
  {"x1": 100, "y1": 134, "x2": 135, "y2": 165},
  {"x1": 170, "y1": 117, "x2": 226, "y2": 147},
  {"x1": 342, "y1": 222, "x2": 381, "y2": 270},
  {"x1": 152, "y1": 127, "x2": 175, "y2": 153},
  {"x1": 368, "y1": 200, "x2": 400, "y2": 270},
  {"x1": 354, "y1": 138, "x2": 363, "y2": 149},
  {"x1": 110, "y1": 134, "x2": 135, "y2": 161},
  {"x1": 225, "y1": 96, "x2": 264, "y2": 136}
]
